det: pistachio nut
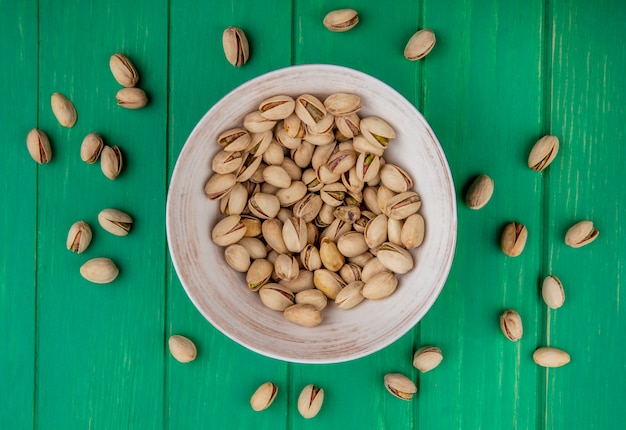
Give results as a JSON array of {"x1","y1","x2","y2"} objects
[
  {"x1": 335, "y1": 281, "x2": 365, "y2": 309},
  {"x1": 413, "y1": 346, "x2": 443, "y2": 372},
  {"x1": 323, "y1": 93, "x2": 362, "y2": 116},
  {"x1": 501, "y1": 222, "x2": 528, "y2": 257},
  {"x1": 261, "y1": 219, "x2": 288, "y2": 254},
  {"x1": 279, "y1": 269, "x2": 314, "y2": 293},
  {"x1": 380, "y1": 163, "x2": 413, "y2": 193},
  {"x1": 542, "y1": 275, "x2": 565, "y2": 309},
  {"x1": 80, "y1": 257, "x2": 119, "y2": 284},
  {"x1": 263, "y1": 140, "x2": 285, "y2": 165},
  {"x1": 377, "y1": 242, "x2": 414, "y2": 274},
  {"x1": 323, "y1": 8, "x2": 359, "y2": 32},
  {"x1": 213, "y1": 150, "x2": 244, "y2": 175},
  {"x1": 241, "y1": 215, "x2": 262, "y2": 237},
  {"x1": 220, "y1": 183, "x2": 248, "y2": 215},
  {"x1": 262, "y1": 165, "x2": 291, "y2": 189},
  {"x1": 333, "y1": 205, "x2": 361, "y2": 224},
  {"x1": 360, "y1": 257, "x2": 388, "y2": 282},
  {"x1": 311, "y1": 142, "x2": 336, "y2": 170},
  {"x1": 306, "y1": 112, "x2": 335, "y2": 135},
  {"x1": 224, "y1": 244, "x2": 251, "y2": 272},
  {"x1": 282, "y1": 216, "x2": 308, "y2": 253},
  {"x1": 360, "y1": 116, "x2": 395, "y2": 149},
  {"x1": 316, "y1": 164, "x2": 342, "y2": 185},
  {"x1": 404, "y1": 29, "x2": 436, "y2": 60},
  {"x1": 326, "y1": 149, "x2": 357, "y2": 175},
  {"x1": 275, "y1": 126, "x2": 302, "y2": 149},
  {"x1": 283, "y1": 112, "x2": 305, "y2": 138},
  {"x1": 313, "y1": 268, "x2": 346, "y2": 299},
  {"x1": 304, "y1": 130, "x2": 335, "y2": 146},
  {"x1": 51, "y1": 92, "x2": 77, "y2": 127},
  {"x1": 338, "y1": 263, "x2": 361, "y2": 283},
  {"x1": 364, "y1": 213, "x2": 388, "y2": 249},
  {"x1": 301, "y1": 244, "x2": 322, "y2": 271},
  {"x1": 355, "y1": 153, "x2": 382, "y2": 183},
  {"x1": 259, "y1": 95, "x2": 295, "y2": 120},
  {"x1": 116, "y1": 87, "x2": 148, "y2": 109},
  {"x1": 319, "y1": 237, "x2": 345, "y2": 271},
  {"x1": 297, "y1": 384, "x2": 324, "y2": 418},
  {"x1": 348, "y1": 251, "x2": 374, "y2": 268},
  {"x1": 109, "y1": 53, "x2": 139, "y2": 87},
  {"x1": 499, "y1": 309, "x2": 523, "y2": 341},
  {"x1": 291, "y1": 141, "x2": 315, "y2": 168},
  {"x1": 303, "y1": 168, "x2": 324, "y2": 192},
  {"x1": 384, "y1": 373, "x2": 417, "y2": 401},
  {"x1": 26, "y1": 129, "x2": 52, "y2": 164},
  {"x1": 387, "y1": 218, "x2": 403, "y2": 246},
  {"x1": 237, "y1": 237, "x2": 267, "y2": 259},
  {"x1": 274, "y1": 254, "x2": 299, "y2": 281},
  {"x1": 250, "y1": 382, "x2": 278, "y2": 412},
  {"x1": 401, "y1": 214, "x2": 425, "y2": 249},
  {"x1": 100, "y1": 145, "x2": 123, "y2": 180},
  {"x1": 205, "y1": 173, "x2": 237, "y2": 200},
  {"x1": 341, "y1": 167, "x2": 364, "y2": 194},
  {"x1": 284, "y1": 304, "x2": 323, "y2": 328},
  {"x1": 246, "y1": 258, "x2": 273, "y2": 291},
  {"x1": 247, "y1": 193, "x2": 280, "y2": 219},
  {"x1": 376, "y1": 185, "x2": 397, "y2": 214},
  {"x1": 236, "y1": 153, "x2": 263, "y2": 182},
  {"x1": 66, "y1": 221, "x2": 92, "y2": 254},
  {"x1": 295, "y1": 94, "x2": 327, "y2": 126},
  {"x1": 315, "y1": 203, "x2": 336, "y2": 228},
  {"x1": 528, "y1": 135, "x2": 559, "y2": 171},
  {"x1": 319, "y1": 183, "x2": 346, "y2": 207},
  {"x1": 565, "y1": 220, "x2": 598, "y2": 248},
  {"x1": 337, "y1": 231, "x2": 369, "y2": 258},
  {"x1": 259, "y1": 283, "x2": 296, "y2": 311},
  {"x1": 320, "y1": 218, "x2": 351, "y2": 242},
  {"x1": 353, "y1": 135, "x2": 384, "y2": 157},
  {"x1": 98, "y1": 208, "x2": 133, "y2": 236},
  {"x1": 292, "y1": 193, "x2": 323, "y2": 223},
  {"x1": 222, "y1": 26, "x2": 249, "y2": 67},
  {"x1": 80, "y1": 132, "x2": 104, "y2": 164},
  {"x1": 362, "y1": 271, "x2": 398, "y2": 300},
  {"x1": 211, "y1": 215, "x2": 247, "y2": 246},
  {"x1": 533, "y1": 347, "x2": 570, "y2": 368},
  {"x1": 306, "y1": 222, "x2": 319, "y2": 245},
  {"x1": 168, "y1": 335, "x2": 197, "y2": 363},
  {"x1": 335, "y1": 113, "x2": 360, "y2": 138},
  {"x1": 247, "y1": 131, "x2": 273, "y2": 158},
  {"x1": 244, "y1": 111, "x2": 277, "y2": 134},
  {"x1": 465, "y1": 174, "x2": 494, "y2": 210},
  {"x1": 353, "y1": 210, "x2": 374, "y2": 233},
  {"x1": 385, "y1": 191, "x2": 421, "y2": 220},
  {"x1": 295, "y1": 288, "x2": 328, "y2": 311},
  {"x1": 362, "y1": 186, "x2": 382, "y2": 215},
  {"x1": 218, "y1": 128, "x2": 251, "y2": 152}
]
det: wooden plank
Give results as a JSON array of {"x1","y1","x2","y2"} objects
[
  {"x1": 0, "y1": 1, "x2": 37, "y2": 428},
  {"x1": 166, "y1": 1, "x2": 292, "y2": 428},
  {"x1": 419, "y1": 1, "x2": 545, "y2": 428},
  {"x1": 34, "y1": 0, "x2": 168, "y2": 427},
  {"x1": 545, "y1": 0, "x2": 626, "y2": 427},
  {"x1": 291, "y1": 1, "x2": 422, "y2": 428}
]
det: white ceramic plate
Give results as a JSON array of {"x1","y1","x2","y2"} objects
[{"x1": 166, "y1": 64, "x2": 456, "y2": 363}]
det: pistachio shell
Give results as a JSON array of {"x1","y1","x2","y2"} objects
[
  {"x1": 282, "y1": 216, "x2": 308, "y2": 253},
  {"x1": 66, "y1": 221, "x2": 92, "y2": 254},
  {"x1": 262, "y1": 140, "x2": 285, "y2": 165},
  {"x1": 246, "y1": 258, "x2": 274, "y2": 291},
  {"x1": 218, "y1": 128, "x2": 251, "y2": 152},
  {"x1": 385, "y1": 191, "x2": 421, "y2": 220},
  {"x1": 247, "y1": 131, "x2": 273, "y2": 158},
  {"x1": 101, "y1": 145, "x2": 123, "y2": 180},
  {"x1": 360, "y1": 117, "x2": 395, "y2": 149},
  {"x1": 324, "y1": 93, "x2": 362, "y2": 116},
  {"x1": 376, "y1": 242, "x2": 414, "y2": 274},
  {"x1": 211, "y1": 215, "x2": 247, "y2": 246},
  {"x1": 320, "y1": 182, "x2": 347, "y2": 207},
  {"x1": 291, "y1": 141, "x2": 315, "y2": 168},
  {"x1": 250, "y1": 382, "x2": 278, "y2": 411},
  {"x1": 361, "y1": 257, "x2": 388, "y2": 282},
  {"x1": 338, "y1": 263, "x2": 362, "y2": 283},
  {"x1": 51, "y1": 92, "x2": 77, "y2": 127},
  {"x1": 295, "y1": 94, "x2": 327, "y2": 126},
  {"x1": 220, "y1": 183, "x2": 248, "y2": 215},
  {"x1": 528, "y1": 135, "x2": 559, "y2": 171},
  {"x1": 297, "y1": 384, "x2": 324, "y2": 418},
  {"x1": 81, "y1": 132, "x2": 104, "y2": 164},
  {"x1": 335, "y1": 281, "x2": 365, "y2": 309},
  {"x1": 319, "y1": 218, "x2": 351, "y2": 242},
  {"x1": 362, "y1": 271, "x2": 398, "y2": 299},
  {"x1": 248, "y1": 193, "x2": 280, "y2": 219},
  {"x1": 301, "y1": 244, "x2": 322, "y2": 271},
  {"x1": 295, "y1": 289, "x2": 328, "y2": 311},
  {"x1": 279, "y1": 270, "x2": 315, "y2": 293},
  {"x1": 319, "y1": 237, "x2": 345, "y2": 272},
  {"x1": 224, "y1": 244, "x2": 251, "y2": 272},
  {"x1": 313, "y1": 269, "x2": 346, "y2": 299},
  {"x1": 205, "y1": 173, "x2": 237, "y2": 200},
  {"x1": 241, "y1": 215, "x2": 262, "y2": 237},
  {"x1": 259, "y1": 95, "x2": 295, "y2": 120},
  {"x1": 335, "y1": 113, "x2": 361, "y2": 138},
  {"x1": 237, "y1": 237, "x2": 267, "y2": 259},
  {"x1": 274, "y1": 254, "x2": 300, "y2": 281},
  {"x1": 262, "y1": 165, "x2": 292, "y2": 189},
  {"x1": 413, "y1": 346, "x2": 443, "y2": 372},
  {"x1": 326, "y1": 149, "x2": 357, "y2": 175},
  {"x1": 465, "y1": 174, "x2": 494, "y2": 209},
  {"x1": 284, "y1": 304, "x2": 323, "y2": 328},
  {"x1": 379, "y1": 163, "x2": 413, "y2": 193},
  {"x1": 384, "y1": 373, "x2": 417, "y2": 401},
  {"x1": 116, "y1": 87, "x2": 148, "y2": 109},
  {"x1": 404, "y1": 29, "x2": 436, "y2": 60},
  {"x1": 26, "y1": 129, "x2": 52, "y2": 164},
  {"x1": 353, "y1": 135, "x2": 384, "y2": 157},
  {"x1": 168, "y1": 335, "x2": 197, "y2": 363},
  {"x1": 533, "y1": 347, "x2": 570, "y2": 368},
  {"x1": 364, "y1": 213, "x2": 388, "y2": 249},
  {"x1": 348, "y1": 251, "x2": 374, "y2": 268},
  {"x1": 293, "y1": 193, "x2": 323, "y2": 223},
  {"x1": 565, "y1": 220, "x2": 599, "y2": 248},
  {"x1": 259, "y1": 283, "x2": 295, "y2": 311},
  {"x1": 355, "y1": 152, "x2": 381, "y2": 183},
  {"x1": 501, "y1": 222, "x2": 528, "y2": 256},
  {"x1": 80, "y1": 257, "x2": 119, "y2": 284},
  {"x1": 401, "y1": 214, "x2": 425, "y2": 249},
  {"x1": 337, "y1": 231, "x2": 369, "y2": 258},
  {"x1": 306, "y1": 112, "x2": 335, "y2": 134},
  {"x1": 542, "y1": 275, "x2": 565, "y2": 309},
  {"x1": 98, "y1": 208, "x2": 133, "y2": 236},
  {"x1": 323, "y1": 9, "x2": 359, "y2": 32},
  {"x1": 244, "y1": 110, "x2": 277, "y2": 133},
  {"x1": 222, "y1": 26, "x2": 249, "y2": 67},
  {"x1": 500, "y1": 309, "x2": 523, "y2": 341},
  {"x1": 109, "y1": 53, "x2": 139, "y2": 87}
]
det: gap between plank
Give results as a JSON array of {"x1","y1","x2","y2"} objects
[{"x1": 33, "y1": 0, "x2": 41, "y2": 428}]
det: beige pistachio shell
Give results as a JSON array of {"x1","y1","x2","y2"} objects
[
  {"x1": 404, "y1": 29, "x2": 436, "y2": 60},
  {"x1": 385, "y1": 191, "x2": 421, "y2": 220},
  {"x1": 241, "y1": 215, "x2": 262, "y2": 238},
  {"x1": 98, "y1": 208, "x2": 133, "y2": 236},
  {"x1": 336, "y1": 281, "x2": 365, "y2": 309},
  {"x1": 542, "y1": 275, "x2": 565, "y2": 309},
  {"x1": 326, "y1": 150, "x2": 357, "y2": 175},
  {"x1": 168, "y1": 335, "x2": 197, "y2": 363},
  {"x1": 259, "y1": 283, "x2": 296, "y2": 311},
  {"x1": 323, "y1": 8, "x2": 359, "y2": 32},
  {"x1": 51, "y1": 92, "x2": 77, "y2": 127},
  {"x1": 66, "y1": 221, "x2": 92, "y2": 254},
  {"x1": 384, "y1": 373, "x2": 417, "y2": 400},
  {"x1": 246, "y1": 258, "x2": 273, "y2": 291},
  {"x1": 80, "y1": 132, "x2": 104, "y2": 164},
  {"x1": 337, "y1": 231, "x2": 369, "y2": 258},
  {"x1": 360, "y1": 116, "x2": 395, "y2": 148},
  {"x1": 533, "y1": 347, "x2": 570, "y2": 368},
  {"x1": 211, "y1": 215, "x2": 247, "y2": 246},
  {"x1": 528, "y1": 135, "x2": 559, "y2": 171},
  {"x1": 465, "y1": 174, "x2": 494, "y2": 209},
  {"x1": 262, "y1": 165, "x2": 292, "y2": 188},
  {"x1": 413, "y1": 346, "x2": 443, "y2": 372},
  {"x1": 319, "y1": 237, "x2": 345, "y2": 272},
  {"x1": 300, "y1": 244, "x2": 322, "y2": 271},
  {"x1": 100, "y1": 145, "x2": 123, "y2": 180},
  {"x1": 323, "y1": 93, "x2": 361, "y2": 116},
  {"x1": 377, "y1": 242, "x2": 414, "y2": 274},
  {"x1": 274, "y1": 254, "x2": 299, "y2": 281},
  {"x1": 401, "y1": 214, "x2": 425, "y2": 249},
  {"x1": 297, "y1": 384, "x2": 324, "y2": 418},
  {"x1": 360, "y1": 257, "x2": 388, "y2": 282},
  {"x1": 501, "y1": 222, "x2": 528, "y2": 256},
  {"x1": 259, "y1": 95, "x2": 295, "y2": 120},
  {"x1": 261, "y1": 219, "x2": 288, "y2": 254},
  {"x1": 250, "y1": 382, "x2": 278, "y2": 411},
  {"x1": 223, "y1": 26, "x2": 249, "y2": 67},
  {"x1": 282, "y1": 216, "x2": 308, "y2": 253},
  {"x1": 218, "y1": 128, "x2": 251, "y2": 152},
  {"x1": 116, "y1": 87, "x2": 148, "y2": 109},
  {"x1": 335, "y1": 113, "x2": 361, "y2": 138},
  {"x1": 500, "y1": 309, "x2": 523, "y2": 341},
  {"x1": 362, "y1": 271, "x2": 398, "y2": 299},
  {"x1": 295, "y1": 94, "x2": 327, "y2": 126},
  {"x1": 379, "y1": 163, "x2": 413, "y2": 193},
  {"x1": 80, "y1": 257, "x2": 119, "y2": 284},
  {"x1": 224, "y1": 244, "x2": 251, "y2": 272},
  {"x1": 279, "y1": 270, "x2": 315, "y2": 293},
  {"x1": 338, "y1": 263, "x2": 362, "y2": 284},
  {"x1": 237, "y1": 237, "x2": 267, "y2": 259},
  {"x1": 109, "y1": 53, "x2": 139, "y2": 87},
  {"x1": 313, "y1": 269, "x2": 346, "y2": 300},
  {"x1": 26, "y1": 128, "x2": 52, "y2": 164},
  {"x1": 565, "y1": 220, "x2": 598, "y2": 248},
  {"x1": 284, "y1": 304, "x2": 323, "y2": 328},
  {"x1": 247, "y1": 193, "x2": 280, "y2": 219},
  {"x1": 295, "y1": 288, "x2": 328, "y2": 311}
]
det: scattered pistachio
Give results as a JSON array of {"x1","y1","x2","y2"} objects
[
  {"x1": 384, "y1": 373, "x2": 417, "y2": 400},
  {"x1": 98, "y1": 208, "x2": 133, "y2": 236},
  {"x1": 297, "y1": 384, "x2": 324, "y2": 418},
  {"x1": 250, "y1": 382, "x2": 278, "y2": 411},
  {"x1": 542, "y1": 275, "x2": 565, "y2": 309},
  {"x1": 81, "y1": 132, "x2": 104, "y2": 164},
  {"x1": 465, "y1": 174, "x2": 494, "y2": 209},
  {"x1": 528, "y1": 135, "x2": 559, "y2": 171},
  {"x1": 223, "y1": 26, "x2": 249, "y2": 67},
  {"x1": 501, "y1": 222, "x2": 527, "y2": 257},
  {"x1": 80, "y1": 257, "x2": 119, "y2": 284},
  {"x1": 51, "y1": 92, "x2": 77, "y2": 128},
  {"x1": 66, "y1": 221, "x2": 92, "y2": 254},
  {"x1": 323, "y1": 9, "x2": 359, "y2": 32},
  {"x1": 26, "y1": 128, "x2": 52, "y2": 164},
  {"x1": 533, "y1": 347, "x2": 570, "y2": 368},
  {"x1": 565, "y1": 220, "x2": 598, "y2": 248},
  {"x1": 101, "y1": 145, "x2": 123, "y2": 180},
  {"x1": 404, "y1": 29, "x2": 436, "y2": 61},
  {"x1": 413, "y1": 346, "x2": 443, "y2": 372},
  {"x1": 116, "y1": 87, "x2": 148, "y2": 109},
  {"x1": 109, "y1": 53, "x2": 139, "y2": 87},
  {"x1": 499, "y1": 309, "x2": 523, "y2": 341},
  {"x1": 168, "y1": 335, "x2": 197, "y2": 363}
]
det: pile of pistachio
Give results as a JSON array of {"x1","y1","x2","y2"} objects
[{"x1": 205, "y1": 92, "x2": 425, "y2": 327}]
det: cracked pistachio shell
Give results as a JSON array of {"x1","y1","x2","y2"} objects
[
  {"x1": 380, "y1": 163, "x2": 413, "y2": 193},
  {"x1": 387, "y1": 218, "x2": 403, "y2": 246},
  {"x1": 377, "y1": 186, "x2": 397, "y2": 214},
  {"x1": 355, "y1": 153, "x2": 382, "y2": 183},
  {"x1": 236, "y1": 154, "x2": 263, "y2": 182},
  {"x1": 315, "y1": 203, "x2": 335, "y2": 228},
  {"x1": 243, "y1": 110, "x2": 277, "y2": 133},
  {"x1": 465, "y1": 174, "x2": 494, "y2": 209},
  {"x1": 301, "y1": 244, "x2": 322, "y2": 271},
  {"x1": 274, "y1": 254, "x2": 299, "y2": 281},
  {"x1": 250, "y1": 382, "x2": 278, "y2": 412},
  {"x1": 500, "y1": 309, "x2": 523, "y2": 341},
  {"x1": 362, "y1": 271, "x2": 398, "y2": 299},
  {"x1": 311, "y1": 142, "x2": 336, "y2": 170},
  {"x1": 211, "y1": 215, "x2": 247, "y2": 246},
  {"x1": 259, "y1": 95, "x2": 295, "y2": 120},
  {"x1": 224, "y1": 244, "x2": 251, "y2": 272},
  {"x1": 362, "y1": 187, "x2": 381, "y2": 215},
  {"x1": 323, "y1": 93, "x2": 361, "y2": 116},
  {"x1": 279, "y1": 269, "x2": 314, "y2": 293},
  {"x1": 246, "y1": 258, "x2": 273, "y2": 291},
  {"x1": 283, "y1": 112, "x2": 305, "y2": 138},
  {"x1": 241, "y1": 215, "x2": 262, "y2": 238},
  {"x1": 293, "y1": 193, "x2": 323, "y2": 223},
  {"x1": 320, "y1": 218, "x2": 351, "y2": 242},
  {"x1": 116, "y1": 87, "x2": 148, "y2": 109},
  {"x1": 404, "y1": 29, "x2": 436, "y2": 60},
  {"x1": 336, "y1": 281, "x2": 365, "y2": 309},
  {"x1": 247, "y1": 131, "x2": 273, "y2": 158},
  {"x1": 501, "y1": 222, "x2": 528, "y2": 256},
  {"x1": 533, "y1": 347, "x2": 570, "y2": 368},
  {"x1": 263, "y1": 140, "x2": 285, "y2": 165},
  {"x1": 66, "y1": 221, "x2": 92, "y2": 254},
  {"x1": 80, "y1": 132, "x2": 104, "y2": 164},
  {"x1": 282, "y1": 216, "x2": 308, "y2": 253},
  {"x1": 285, "y1": 304, "x2": 323, "y2": 328},
  {"x1": 316, "y1": 164, "x2": 341, "y2": 185},
  {"x1": 348, "y1": 251, "x2": 374, "y2": 268},
  {"x1": 98, "y1": 208, "x2": 133, "y2": 236},
  {"x1": 276, "y1": 181, "x2": 307, "y2": 207},
  {"x1": 413, "y1": 346, "x2": 443, "y2": 372},
  {"x1": 339, "y1": 263, "x2": 361, "y2": 283},
  {"x1": 364, "y1": 213, "x2": 388, "y2": 249},
  {"x1": 262, "y1": 165, "x2": 291, "y2": 188},
  {"x1": 335, "y1": 113, "x2": 360, "y2": 138},
  {"x1": 295, "y1": 94, "x2": 327, "y2": 126},
  {"x1": 313, "y1": 268, "x2": 346, "y2": 300},
  {"x1": 320, "y1": 183, "x2": 347, "y2": 207},
  {"x1": 80, "y1": 257, "x2": 119, "y2": 284},
  {"x1": 337, "y1": 231, "x2": 369, "y2": 258},
  {"x1": 218, "y1": 128, "x2": 251, "y2": 152},
  {"x1": 222, "y1": 26, "x2": 249, "y2": 67},
  {"x1": 237, "y1": 237, "x2": 267, "y2": 260},
  {"x1": 100, "y1": 145, "x2": 123, "y2": 180},
  {"x1": 259, "y1": 283, "x2": 295, "y2": 311},
  {"x1": 304, "y1": 130, "x2": 335, "y2": 146},
  {"x1": 220, "y1": 183, "x2": 248, "y2": 215},
  {"x1": 385, "y1": 191, "x2": 421, "y2": 220},
  {"x1": 377, "y1": 242, "x2": 414, "y2": 274},
  {"x1": 401, "y1": 214, "x2": 425, "y2": 249},
  {"x1": 384, "y1": 373, "x2": 417, "y2": 401},
  {"x1": 51, "y1": 92, "x2": 77, "y2": 127},
  {"x1": 262, "y1": 219, "x2": 289, "y2": 254},
  {"x1": 306, "y1": 111, "x2": 335, "y2": 135},
  {"x1": 361, "y1": 257, "x2": 388, "y2": 282},
  {"x1": 247, "y1": 193, "x2": 280, "y2": 219},
  {"x1": 565, "y1": 220, "x2": 598, "y2": 248},
  {"x1": 353, "y1": 135, "x2": 384, "y2": 157},
  {"x1": 528, "y1": 135, "x2": 559, "y2": 171},
  {"x1": 319, "y1": 237, "x2": 345, "y2": 272},
  {"x1": 205, "y1": 173, "x2": 237, "y2": 200},
  {"x1": 212, "y1": 149, "x2": 244, "y2": 175},
  {"x1": 342, "y1": 166, "x2": 364, "y2": 194},
  {"x1": 334, "y1": 205, "x2": 361, "y2": 224},
  {"x1": 353, "y1": 210, "x2": 374, "y2": 233},
  {"x1": 275, "y1": 125, "x2": 302, "y2": 149},
  {"x1": 26, "y1": 128, "x2": 52, "y2": 164},
  {"x1": 109, "y1": 53, "x2": 139, "y2": 87},
  {"x1": 168, "y1": 335, "x2": 197, "y2": 363},
  {"x1": 297, "y1": 384, "x2": 324, "y2": 418},
  {"x1": 295, "y1": 288, "x2": 328, "y2": 311},
  {"x1": 326, "y1": 149, "x2": 357, "y2": 175},
  {"x1": 542, "y1": 275, "x2": 565, "y2": 309},
  {"x1": 360, "y1": 117, "x2": 395, "y2": 149},
  {"x1": 323, "y1": 8, "x2": 359, "y2": 32}
]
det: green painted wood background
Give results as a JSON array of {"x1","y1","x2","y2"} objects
[{"x1": 1, "y1": 0, "x2": 624, "y2": 428}]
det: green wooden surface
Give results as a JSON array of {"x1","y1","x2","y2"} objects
[{"x1": 1, "y1": 0, "x2": 625, "y2": 428}]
